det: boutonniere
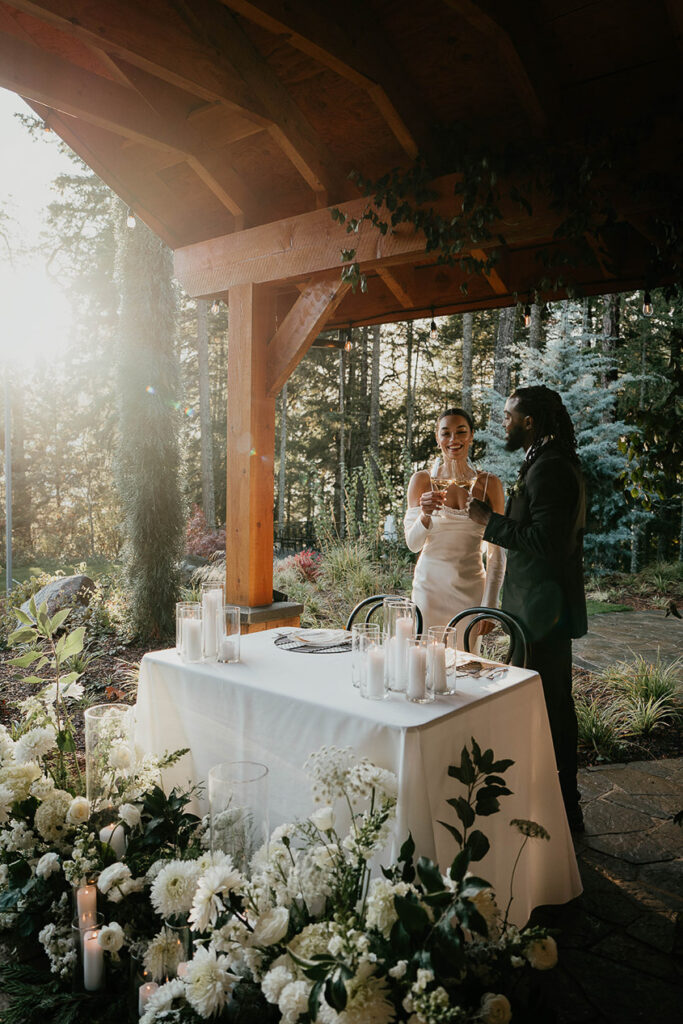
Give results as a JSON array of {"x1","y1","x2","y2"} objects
[{"x1": 508, "y1": 477, "x2": 525, "y2": 500}]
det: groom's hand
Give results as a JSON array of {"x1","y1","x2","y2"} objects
[{"x1": 467, "y1": 497, "x2": 492, "y2": 527}]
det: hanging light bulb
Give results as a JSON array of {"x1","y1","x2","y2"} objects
[
  {"x1": 43, "y1": 121, "x2": 52, "y2": 134},
  {"x1": 523, "y1": 303, "x2": 532, "y2": 328},
  {"x1": 126, "y1": 207, "x2": 136, "y2": 229},
  {"x1": 211, "y1": 298, "x2": 220, "y2": 314},
  {"x1": 429, "y1": 309, "x2": 438, "y2": 342},
  {"x1": 344, "y1": 324, "x2": 353, "y2": 352},
  {"x1": 642, "y1": 290, "x2": 653, "y2": 316}
]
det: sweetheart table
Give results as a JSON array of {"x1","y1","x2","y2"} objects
[{"x1": 134, "y1": 628, "x2": 582, "y2": 926}]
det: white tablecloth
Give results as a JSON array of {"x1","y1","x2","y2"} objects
[{"x1": 134, "y1": 629, "x2": 582, "y2": 926}]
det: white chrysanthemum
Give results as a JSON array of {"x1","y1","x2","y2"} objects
[
  {"x1": 318, "y1": 973, "x2": 395, "y2": 1024},
  {"x1": 185, "y1": 945, "x2": 237, "y2": 1018},
  {"x1": 98, "y1": 922, "x2": 125, "y2": 952},
  {"x1": 278, "y1": 980, "x2": 311, "y2": 1024},
  {"x1": 480, "y1": 992, "x2": 512, "y2": 1024},
  {"x1": 261, "y1": 964, "x2": 294, "y2": 1004},
  {"x1": 188, "y1": 862, "x2": 243, "y2": 933},
  {"x1": 139, "y1": 978, "x2": 185, "y2": 1024},
  {"x1": 251, "y1": 906, "x2": 289, "y2": 946},
  {"x1": 34, "y1": 790, "x2": 72, "y2": 842},
  {"x1": 41, "y1": 679, "x2": 85, "y2": 703},
  {"x1": 144, "y1": 926, "x2": 186, "y2": 981},
  {"x1": 365, "y1": 878, "x2": 417, "y2": 938},
  {"x1": 151, "y1": 860, "x2": 200, "y2": 918},
  {"x1": 108, "y1": 742, "x2": 133, "y2": 771},
  {"x1": 144, "y1": 859, "x2": 168, "y2": 885},
  {"x1": 3, "y1": 761, "x2": 41, "y2": 802},
  {"x1": 97, "y1": 862, "x2": 132, "y2": 901},
  {"x1": 13, "y1": 727, "x2": 56, "y2": 764},
  {"x1": 66, "y1": 796, "x2": 90, "y2": 826},
  {"x1": 0, "y1": 726, "x2": 15, "y2": 764},
  {"x1": 310, "y1": 805, "x2": 335, "y2": 831},
  {"x1": 524, "y1": 935, "x2": 558, "y2": 970},
  {"x1": 36, "y1": 852, "x2": 61, "y2": 879},
  {"x1": 118, "y1": 803, "x2": 141, "y2": 828},
  {"x1": 0, "y1": 783, "x2": 14, "y2": 825}
]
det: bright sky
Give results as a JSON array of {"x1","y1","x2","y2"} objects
[{"x1": 0, "y1": 87, "x2": 74, "y2": 369}]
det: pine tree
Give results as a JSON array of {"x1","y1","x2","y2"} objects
[{"x1": 114, "y1": 207, "x2": 185, "y2": 639}]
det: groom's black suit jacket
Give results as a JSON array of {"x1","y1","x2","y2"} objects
[{"x1": 483, "y1": 445, "x2": 587, "y2": 643}]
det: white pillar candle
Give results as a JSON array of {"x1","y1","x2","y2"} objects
[
  {"x1": 202, "y1": 590, "x2": 221, "y2": 658},
  {"x1": 139, "y1": 981, "x2": 159, "y2": 1014},
  {"x1": 99, "y1": 822, "x2": 127, "y2": 859},
  {"x1": 76, "y1": 885, "x2": 97, "y2": 929},
  {"x1": 429, "y1": 642, "x2": 448, "y2": 694},
  {"x1": 365, "y1": 645, "x2": 385, "y2": 698},
  {"x1": 83, "y1": 928, "x2": 105, "y2": 991},
  {"x1": 407, "y1": 645, "x2": 427, "y2": 700},
  {"x1": 219, "y1": 637, "x2": 237, "y2": 662},
  {"x1": 181, "y1": 617, "x2": 202, "y2": 662},
  {"x1": 394, "y1": 616, "x2": 413, "y2": 692}
]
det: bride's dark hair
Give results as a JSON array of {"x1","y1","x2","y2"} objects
[{"x1": 436, "y1": 407, "x2": 474, "y2": 432}]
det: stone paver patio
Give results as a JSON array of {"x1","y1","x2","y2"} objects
[{"x1": 573, "y1": 610, "x2": 683, "y2": 673}]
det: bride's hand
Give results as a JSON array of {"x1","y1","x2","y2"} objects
[
  {"x1": 420, "y1": 490, "x2": 445, "y2": 517},
  {"x1": 472, "y1": 619, "x2": 495, "y2": 637}
]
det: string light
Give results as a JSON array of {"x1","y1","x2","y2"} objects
[
  {"x1": 642, "y1": 290, "x2": 653, "y2": 316},
  {"x1": 523, "y1": 303, "x2": 532, "y2": 328},
  {"x1": 429, "y1": 309, "x2": 438, "y2": 342},
  {"x1": 126, "y1": 208, "x2": 136, "y2": 229},
  {"x1": 344, "y1": 324, "x2": 353, "y2": 352},
  {"x1": 43, "y1": 122, "x2": 52, "y2": 134},
  {"x1": 211, "y1": 298, "x2": 220, "y2": 314}
]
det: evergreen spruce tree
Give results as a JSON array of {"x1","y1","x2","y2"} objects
[{"x1": 114, "y1": 207, "x2": 185, "y2": 639}]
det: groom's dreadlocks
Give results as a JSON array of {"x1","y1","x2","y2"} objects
[{"x1": 512, "y1": 385, "x2": 579, "y2": 463}]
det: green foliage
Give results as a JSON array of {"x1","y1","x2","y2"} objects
[
  {"x1": 574, "y1": 694, "x2": 628, "y2": 760},
  {"x1": 0, "y1": 961, "x2": 128, "y2": 1024},
  {"x1": 601, "y1": 654, "x2": 682, "y2": 723}
]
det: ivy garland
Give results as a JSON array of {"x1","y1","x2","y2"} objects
[{"x1": 331, "y1": 120, "x2": 683, "y2": 301}]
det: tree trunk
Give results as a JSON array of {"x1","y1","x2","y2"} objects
[
  {"x1": 405, "y1": 321, "x2": 415, "y2": 460},
  {"x1": 680, "y1": 494, "x2": 683, "y2": 562},
  {"x1": 197, "y1": 298, "x2": 216, "y2": 529},
  {"x1": 277, "y1": 382, "x2": 287, "y2": 535},
  {"x1": 601, "y1": 293, "x2": 620, "y2": 391},
  {"x1": 338, "y1": 349, "x2": 346, "y2": 538},
  {"x1": 461, "y1": 313, "x2": 473, "y2": 413},
  {"x1": 369, "y1": 324, "x2": 381, "y2": 478},
  {"x1": 581, "y1": 297, "x2": 592, "y2": 349},
  {"x1": 529, "y1": 302, "x2": 542, "y2": 351},
  {"x1": 493, "y1": 307, "x2": 515, "y2": 395}
]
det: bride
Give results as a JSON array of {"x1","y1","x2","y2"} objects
[{"x1": 404, "y1": 407, "x2": 506, "y2": 647}]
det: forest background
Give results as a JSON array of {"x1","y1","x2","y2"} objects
[{"x1": 0, "y1": 117, "x2": 681, "y2": 600}]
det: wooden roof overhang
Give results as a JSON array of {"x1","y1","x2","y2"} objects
[{"x1": 2, "y1": 0, "x2": 681, "y2": 611}]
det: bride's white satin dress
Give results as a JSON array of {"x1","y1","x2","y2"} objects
[{"x1": 404, "y1": 504, "x2": 506, "y2": 650}]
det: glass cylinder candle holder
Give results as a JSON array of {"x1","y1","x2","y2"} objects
[
  {"x1": 405, "y1": 636, "x2": 433, "y2": 703},
  {"x1": 84, "y1": 703, "x2": 134, "y2": 809},
  {"x1": 175, "y1": 602, "x2": 195, "y2": 654},
  {"x1": 201, "y1": 582, "x2": 225, "y2": 661},
  {"x1": 351, "y1": 622, "x2": 380, "y2": 688},
  {"x1": 217, "y1": 605, "x2": 241, "y2": 663},
  {"x1": 427, "y1": 626, "x2": 459, "y2": 694},
  {"x1": 360, "y1": 635, "x2": 388, "y2": 700},
  {"x1": 382, "y1": 597, "x2": 417, "y2": 692},
  {"x1": 177, "y1": 602, "x2": 202, "y2": 663},
  {"x1": 71, "y1": 912, "x2": 104, "y2": 991},
  {"x1": 208, "y1": 761, "x2": 269, "y2": 875}
]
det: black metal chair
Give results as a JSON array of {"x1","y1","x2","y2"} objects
[
  {"x1": 346, "y1": 595, "x2": 424, "y2": 635},
  {"x1": 446, "y1": 607, "x2": 529, "y2": 667}
]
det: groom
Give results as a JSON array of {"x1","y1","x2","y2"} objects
[{"x1": 468, "y1": 385, "x2": 587, "y2": 831}]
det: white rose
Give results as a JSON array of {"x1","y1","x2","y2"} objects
[
  {"x1": 109, "y1": 743, "x2": 132, "y2": 770},
  {"x1": 525, "y1": 936, "x2": 558, "y2": 970},
  {"x1": 98, "y1": 922, "x2": 125, "y2": 952},
  {"x1": 66, "y1": 796, "x2": 91, "y2": 826},
  {"x1": 118, "y1": 803, "x2": 141, "y2": 828},
  {"x1": 251, "y1": 907, "x2": 289, "y2": 946},
  {"x1": 36, "y1": 852, "x2": 61, "y2": 879},
  {"x1": 480, "y1": 992, "x2": 512, "y2": 1024},
  {"x1": 310, "y1": 805, "x2": 335, "y2": 831}
]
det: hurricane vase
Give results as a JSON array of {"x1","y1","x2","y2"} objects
[{"x1": 208, "y1": 761, "x2": 269, "y2": 874}]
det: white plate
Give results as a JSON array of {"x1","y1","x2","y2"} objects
[{"x1": 293, "y1": 629, "x2": 351, "y2": 646}]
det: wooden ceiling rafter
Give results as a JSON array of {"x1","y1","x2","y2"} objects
[{"x1": 219, "y1": 0, "x2": 431, "y2": 159}]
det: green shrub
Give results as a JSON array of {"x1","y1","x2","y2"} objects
[
  {"x1": 601, "y1": 654, "x2": 682, "y2": 720},
  {"x1": 621, "y1": 695, "x2": 679, "y2": 736},
  {"x1": 575, "y1": 694, "x2": 628, "y2": 760}
]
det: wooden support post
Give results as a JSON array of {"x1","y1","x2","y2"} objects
[{"x1": 225, "y1": 282, "x2": 276, "y2": 609}]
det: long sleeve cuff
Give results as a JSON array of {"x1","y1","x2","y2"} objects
[{"x1": 404, "y1": 506, "x2": 431, "y2": 553}]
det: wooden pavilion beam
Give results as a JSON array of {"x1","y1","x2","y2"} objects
[
  {"x1": 220, "y1": 0, "x2": 430, "y2": 159},
  {"x1": 265, "y1": 272, "x2": 350, "y2": 396}
]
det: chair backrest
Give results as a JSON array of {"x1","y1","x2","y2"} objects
[
  {"x1": 446, "y1": 607, "x2": 529, "y2": 667},
  {"x1": 346, "y1": 595, "x2": 424, "y2": 635}
]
